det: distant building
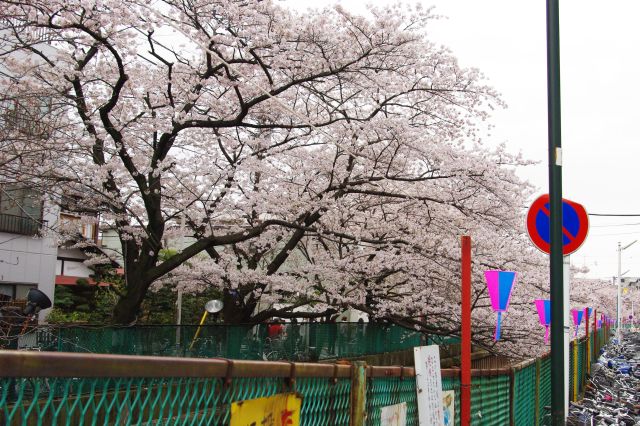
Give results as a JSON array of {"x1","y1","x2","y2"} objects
[
  {"x1": 0, "y1": 24, "x2": 112, "y2": 319},
  {"x1": 621, "y1": 277, "x2": 640, "y2": 289},
  {"x1": 0, "y1": 187, "x2": 58, "y2": 319}
]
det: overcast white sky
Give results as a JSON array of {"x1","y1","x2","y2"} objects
[{"x1": 283, "y1": 0, "x2": 640, "y2": 281}]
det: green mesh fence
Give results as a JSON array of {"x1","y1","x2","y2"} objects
[
  {"x1": 470, "y1": 375, "x2": 510, "y2": 425},
  {"x1": 23, "y1": 324, "x2": 423, "y2": 361},
  {"x1": 366, "y1": 376, "x2": 418, "y2": 426},
  {"x1": 569, "y1": 341, "x2": 576, "y2": 399},
  {"x1": 538, "y1": 355, "x2": 552, "y2": 426},
  {"x1": 0, "y1": 375, "x2": 352, "y2": 426},
  {"x1": 577, "y1": 339, "x2": 585, "y2": 395},
  {"x1": 513, "y1": 363, "x2": 536, "y2": 426},
  {"x1": 440, "y1": 374, "x2": 511, "y2": 426},
  {"x1": 1, "y1": 329, "x2": 612, "y2": 425},
  {"x1": 298, "y1": 377, "x2": 351, "y2": 426}
]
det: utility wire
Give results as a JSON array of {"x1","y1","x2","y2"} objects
[
  {"x1": 589, "y1": 213, "x2": 640, "y2": 217},
  {"x1": 591, "y1": 222, "x2": 640, "y2": 228}
]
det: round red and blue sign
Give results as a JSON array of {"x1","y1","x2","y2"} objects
[{"x1": 526, "y1": 194, "x2": 589, "y2": 256}]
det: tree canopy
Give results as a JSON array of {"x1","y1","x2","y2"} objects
[{"x1": 0, "y1": 0, "x2": 601, "y2": 355}]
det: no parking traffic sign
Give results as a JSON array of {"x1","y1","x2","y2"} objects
[{"x1": 526, "y1": 194, "x2": 589, "y2": 256}]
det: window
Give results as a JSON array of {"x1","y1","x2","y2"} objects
[
  {"x1": 0, "y1": 96, "x2": 51, "y2": 138},
  {"x1": 0, "y1": 186, "x2": 43, "y2": 235},
  {"x1": 0, "y1": 283, "x2": 36, "y2": 301}
]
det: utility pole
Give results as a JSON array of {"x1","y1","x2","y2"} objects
[
  {"x1": 617, "y1": 240, "x2": 637, "y2": 340},
  {"x1": 546, "y1": 0, "x2": 565, "y2": 424},
  {"x1": 618, "y1": 242, "x2": 622, "y2": 339}
]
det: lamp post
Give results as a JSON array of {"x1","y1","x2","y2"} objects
[{"x1": 617, "y1": 240, "x2": 636, "y2": 340}]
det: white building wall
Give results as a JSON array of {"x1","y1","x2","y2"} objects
[{"x1": 0, "y1": 197, "x2": 58, "y2": 321}]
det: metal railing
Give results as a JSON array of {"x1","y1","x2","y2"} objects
[{"x1": 0, "y1": 213, "x2": 43, "y2": 235}]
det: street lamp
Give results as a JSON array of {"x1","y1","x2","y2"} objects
[{"x1": 617, "y1": 240, "x2": 637, "y2": 339}]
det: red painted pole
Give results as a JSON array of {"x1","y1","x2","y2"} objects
[
  {"x1": 584, "y1": 308, "x2": 590, "y2": 374},
  {"x1": 593, "y1": 309, "x2": 597, "y2": 357},
  {"x1": 461, "y1": 236, "x2": 472, "y2": 426}
]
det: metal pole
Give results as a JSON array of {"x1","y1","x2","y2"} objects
[
  {"x1": 546, "y1": 0, "x2": 564, "y2": 423},
  {"x1": 349, "y1": 361, "x2": 367, "y2": 426},
  {"x1": 617, "y1": 242, "x2": 622, "y2": 340},
  {"x1": 616, "y1": 240, "x2": 636, "y2": 340},
  {"x1": 176, "y1": 214, "x2": 186, "y2": 347},
  {"x1": 460, "y1": 236, "x2": 471, "y2": 426},
  {"x1": 176, "y1": 288, "x2": 183, "y2": 346},
  {"x1": 189, "y1": 310, "x2": 209, "y2": 350},
  {"x1": 563, "y1": 256, "x2": 570, "y2": 416},
  {"x1": 593, "y1": 309, "x2": 597, "y2": 359},
  {"x1": 584, "y1": 308, "x2": 590, "y2": 375}
]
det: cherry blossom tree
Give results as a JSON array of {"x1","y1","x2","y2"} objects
[{"x1": 1, "y1": 0, "x2": 607, "y2": 355}]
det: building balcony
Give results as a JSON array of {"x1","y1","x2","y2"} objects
[{"x1": 0, "y1": 213, "x2": 44, "y2": 235}]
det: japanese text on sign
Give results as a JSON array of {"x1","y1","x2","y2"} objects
[{"x1": 414, "y1": 345, "x2": 444, "y2": 426}]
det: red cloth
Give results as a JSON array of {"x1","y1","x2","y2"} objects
[{"x1": 268, "y1": 323, "x2": 283, "y2": 338}]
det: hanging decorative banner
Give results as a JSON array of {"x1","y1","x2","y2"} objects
[
  {"x1": 597, "y1": 319, "x2": 602, "y2": 329},
  {"x1": 587, "y1": 307, "x2": 593, "y2": 318},
  {"x1": 535, "y1": 299, "x2": 551, "y2": 344},
  {"x1": 484, "y1": 270, "x2": 517, "y2": 341},
  {"x1": 571, "y1": 309, "x2": 584, "y2": 337}
]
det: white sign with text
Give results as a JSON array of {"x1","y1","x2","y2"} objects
[{"x1": 414, "y1": 345, "x2": 444, "y2": 426}]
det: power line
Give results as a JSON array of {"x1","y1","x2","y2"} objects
[
  {"x1": 592, "y1": 222, "x2": 640, "y2": 228},
  {"x1": 589, "y1": 213, "x2": 640, "y2": 217},
  {"x1": 590, "y1": 230, "x2": 640, "y2": 237}
]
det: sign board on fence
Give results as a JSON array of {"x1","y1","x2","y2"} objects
[
  {"x1": 414, "y1": 345, "x2": 444, "y2": 426},
  {"x1": 442, "y1": 390, "x2": 455, "y2": 426},
  {"x1": 381, "y1": 402, "x2": 407, "y2": 426},
  {"x1": 230, "y1": 393, "x2": 301, "y2": 426}
]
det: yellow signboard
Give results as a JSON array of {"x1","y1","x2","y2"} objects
[{"x1": 230, "y1": 393, "x2": 301, "y2": 426}]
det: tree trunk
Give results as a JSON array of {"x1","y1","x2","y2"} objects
[
  {"x1": 221, "y1": 290, "x2": 257, "y2": 324},
  {"x1": 111, "y1": 272, "x2": 150, "y2": 324}
]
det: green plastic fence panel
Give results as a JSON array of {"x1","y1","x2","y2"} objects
[
  {"x1": 441, "y1": 375, "x2": 461, "y2": 426},
  {"x1": 0, "y1": 375, "x2": 353, "y2": 425},
  {"x1": 470, "y1": 375, "x2": 510, "y2": 426},
  {"x1": 49, "y1": 324, "x2": 423, "y2": 361},
  {"x1": 513, "y1": 363, "x2": 536, "y2": 426},
  {"x1": 569, "y1": 341, "x2": 576, "y2": 400},
  {"x1": 577, "y1": 339, "x2": 585, "y2": 395},
  {"x1": 366, "y1": 376, "x2": 418, "y2": 426},
  {"x1": 537, "y1": 356, "x2": 552, "y2": 426},
  {"x1": 298, "y1": 377, "x2": 351, "y2": 426}
]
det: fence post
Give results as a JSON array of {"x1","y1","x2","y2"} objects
[
  {"x1": 580, "y1": 339, "x2": 586, "y2": 395},
  {"x1": 534, "y1": 358, "x2": 541, "y2": 426},
  {"x1": 585, "y1": 313, "x2": 590, "y2": 376},
  {"x1": 571, "y1": 340, "x2": 579, "y2": 401},
  {"x1": 593, "y1": 309, "x2": 597, "y2": 360},
  {"x1": 349, "y1": 361, "x2": 367, "y2": 426}
]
